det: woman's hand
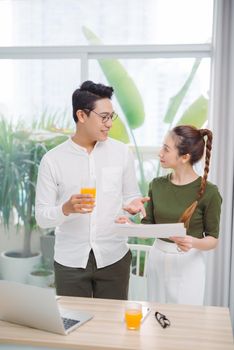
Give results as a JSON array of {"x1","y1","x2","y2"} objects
[
  {"x1": 170, "y1": 235, "x2": 194, "y2": 252},
  {"x1": 170, "y1": 235, "x2": 218, "y2": 251}
]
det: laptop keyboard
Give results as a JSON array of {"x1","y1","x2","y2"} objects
[{"x1": 62, "y1": 317, "x2": 80, "y2": 330}]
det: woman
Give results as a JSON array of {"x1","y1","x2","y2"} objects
[{"x1": 143, "y1": 125, "x2": 222, "y2": 305}]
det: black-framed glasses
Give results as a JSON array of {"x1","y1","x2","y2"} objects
[
  {"x1": 85, "y1": 109, "x2": 118, "y2": 123},
  {"x1": 155, "y1": 311, "x2": 171, "y2": 329}
]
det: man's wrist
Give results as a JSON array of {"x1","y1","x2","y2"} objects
[{"x1": 62, "y1": 203, "x2": 70, "y2": 216}]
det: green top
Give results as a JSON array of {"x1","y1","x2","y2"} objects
[{"x1": 142, "y1": 174, "x2": 222, "y2": 239}]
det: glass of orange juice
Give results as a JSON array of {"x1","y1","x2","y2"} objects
[
  {"x1": 125, "y1": 302, "x2": 142, "y2": 330},
  {"x1": 80, "y1": 177, "x2": 96, "y2": 207}
]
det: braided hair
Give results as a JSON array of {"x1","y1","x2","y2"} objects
[{"x1": 171, "y1": 125, "x2": 213, "y2": 229}]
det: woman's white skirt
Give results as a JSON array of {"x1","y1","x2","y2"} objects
[{"x1": 147, "y1": 239, "x2": 205, "y2": 305}]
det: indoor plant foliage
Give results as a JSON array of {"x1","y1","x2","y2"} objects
[
  {"x1": 0, "y1": 116, "x2": 67, "y2": 258},
  {"x1": 82, "y1": 27, "x2": 208, "y2": 194},
  {"x1": 27, "y1": 259, "x2": 55, "y2": 288}
]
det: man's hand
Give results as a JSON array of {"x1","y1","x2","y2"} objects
[
  {"x1": 123, "y1": 197, "x2": 150, "y2": 217},
  {"x1": 62, "y1": 194, "x2": 95, "y2": 216},
  {"x1": 115, "y1": 216, "x2": 132, "y2": 224}
]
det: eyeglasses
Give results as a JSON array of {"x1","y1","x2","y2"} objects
[
  {"x1": 155, "y1": 311, "x2": 171, "y2": 329},
  {"x1": 85, "y1": 109, "x2": 118, "y2": 123}
]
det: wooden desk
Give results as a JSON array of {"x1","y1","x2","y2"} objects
[{"x1": 0, "y1": 296, "x2": 233, "y2": 350}]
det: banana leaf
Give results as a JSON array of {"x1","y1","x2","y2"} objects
[
  {"x1": 108, "y1": 117, "x2": 130, "y2": 143},
  {"x1": 163, "y1": 58, "x2": 202, "y2": 124},
  {"x1": 82, "y1": 26, "x2": 145, "y2": 129},
  {"x1": 176, "y1": 95, "x2": 208, "y2": 128}
]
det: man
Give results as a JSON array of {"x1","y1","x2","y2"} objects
[{"x1": 35, "y1": 80, "x2": 148, "y2": 299}]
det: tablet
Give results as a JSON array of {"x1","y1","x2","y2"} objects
[{"x1": 113, "y1": 222, "x2": 186, "y2": 238}]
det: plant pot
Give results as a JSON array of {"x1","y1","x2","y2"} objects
[
  {"x1": 27, "y1": 269, "x2": 55, "y2": 288},
  {"x1": 40, "y1": 231, "x2": 55, "y2": 270},
  {"x1": 0, "y1": 251, "x2": 42, "y2": 283}
]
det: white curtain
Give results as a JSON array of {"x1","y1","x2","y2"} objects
[{"x1": 204, "y1": 0, "x2": 234, "y2": 331}]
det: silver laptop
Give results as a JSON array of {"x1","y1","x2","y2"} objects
[{"x1": 0, "y1": 280, "x2": 93, "y2": 335}]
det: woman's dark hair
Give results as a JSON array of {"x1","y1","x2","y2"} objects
[
  {"x1": 72, "y1": 80, "x2": 114, "y2": 123},
  {"x1": 171, "y1": 125, "x2": 213, "y2": 229}
]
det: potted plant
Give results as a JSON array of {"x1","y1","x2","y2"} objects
[
  {"x1": 27, "y1": 259, "x2": 54, "y2": 288},
  {"x1": 40, "y1": 229, "x2": 55, "y2": 270},
  {"x1": 0, "y1": 117, "x2": 67, "y2": 282}
]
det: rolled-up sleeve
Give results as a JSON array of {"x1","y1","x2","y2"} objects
[{"x1": 204, "y1": 187, "x2": 222, "y2": 238}]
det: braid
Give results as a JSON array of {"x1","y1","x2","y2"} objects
[
  {"x1": 198, "y1": 129, "x2": 212, "y2": 199},
  {"x1": 179, "y1": 200, "x2": 198, "y2": 229},
  {"x1": 178, "y1": 128, "x2": 213, "y2": 229}
]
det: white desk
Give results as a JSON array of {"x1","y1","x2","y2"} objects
[{"x1": 0, "y1": 296, "x2": 233, "y2": 350}]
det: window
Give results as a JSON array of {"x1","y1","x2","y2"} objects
[
  {"x1": 0, "y1": 0, "x2": 214, "y2": 184},
  {"x1": 0, "y1": 0, "x2": 213, "y2": 46}
]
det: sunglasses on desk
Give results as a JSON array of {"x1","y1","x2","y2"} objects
[{"x1": 155, "y1": 311, "x2": 171, "y2": 329}]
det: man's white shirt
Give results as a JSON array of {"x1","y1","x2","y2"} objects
[{"x1": 35, "y1": 137, "x2": 140, "y2": 268}]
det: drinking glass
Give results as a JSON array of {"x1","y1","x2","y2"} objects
[
  {"x1": 125, "y1": 302, "x2": 142, "y2": 330},
  {"x1": 80, "y1": 177, "x2": 96, "y2": 206}
]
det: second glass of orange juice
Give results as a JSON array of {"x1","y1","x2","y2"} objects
[{"x1": 125, "y1": 302, "x2": 142, "y2": 330}]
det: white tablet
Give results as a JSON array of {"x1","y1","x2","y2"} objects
[{"x1": 113, "y1": 222, "x2": 186, "y2": 238}]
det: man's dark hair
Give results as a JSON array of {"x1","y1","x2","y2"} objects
[{"x1": 72, "y1": 80, "x2": 114, "y2": 123}]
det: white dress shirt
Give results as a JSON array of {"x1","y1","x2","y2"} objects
[{"x1": 35, "y1": 137, "x2": 140, "y2": 268}]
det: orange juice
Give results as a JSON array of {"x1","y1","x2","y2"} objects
[
  {"x1": 80, "y1": 187, "x2": 96, "y2": 205},
  {"x1": 125, "y1": 309, "x2": 142, "y2": 330}
]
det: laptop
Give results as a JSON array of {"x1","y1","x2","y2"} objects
[{"x1": 0, "y1": 280, "x2": 93, "y2": 335}]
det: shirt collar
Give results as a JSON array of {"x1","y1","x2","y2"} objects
[{"x1": 68, "y1": 136, "x2": 107, "y2": 153}]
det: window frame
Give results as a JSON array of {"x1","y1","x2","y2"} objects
[{"x1": 0, "y1": 43, "x2": 212, "y2": 154}]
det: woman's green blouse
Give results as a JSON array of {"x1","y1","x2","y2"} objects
[{"x1": 142, "y1": 175, "x2": 222, "y2": 239}]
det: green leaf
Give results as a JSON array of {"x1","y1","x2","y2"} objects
[
  {"x1": 82, "y1": 26, "x2": 145, "y2": 129},
  {"x1": 98, "y1": 59, "x2": 145, "y2": 129},
  {"x1": 82, "y1": 26, "x2": 102, "y2": 45},
  {"x1": 0, "y1": 115, "x2": 69, "y2": 256},
  {"x1": 163, "y1": 58, "x2": 202, "y2": 124},
  {"x1": 108, "y1": 117, "x2": 130, "y2": 143},
  {"x1": 176, "y1": 95, "x2": 208, "y2": 128}
]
